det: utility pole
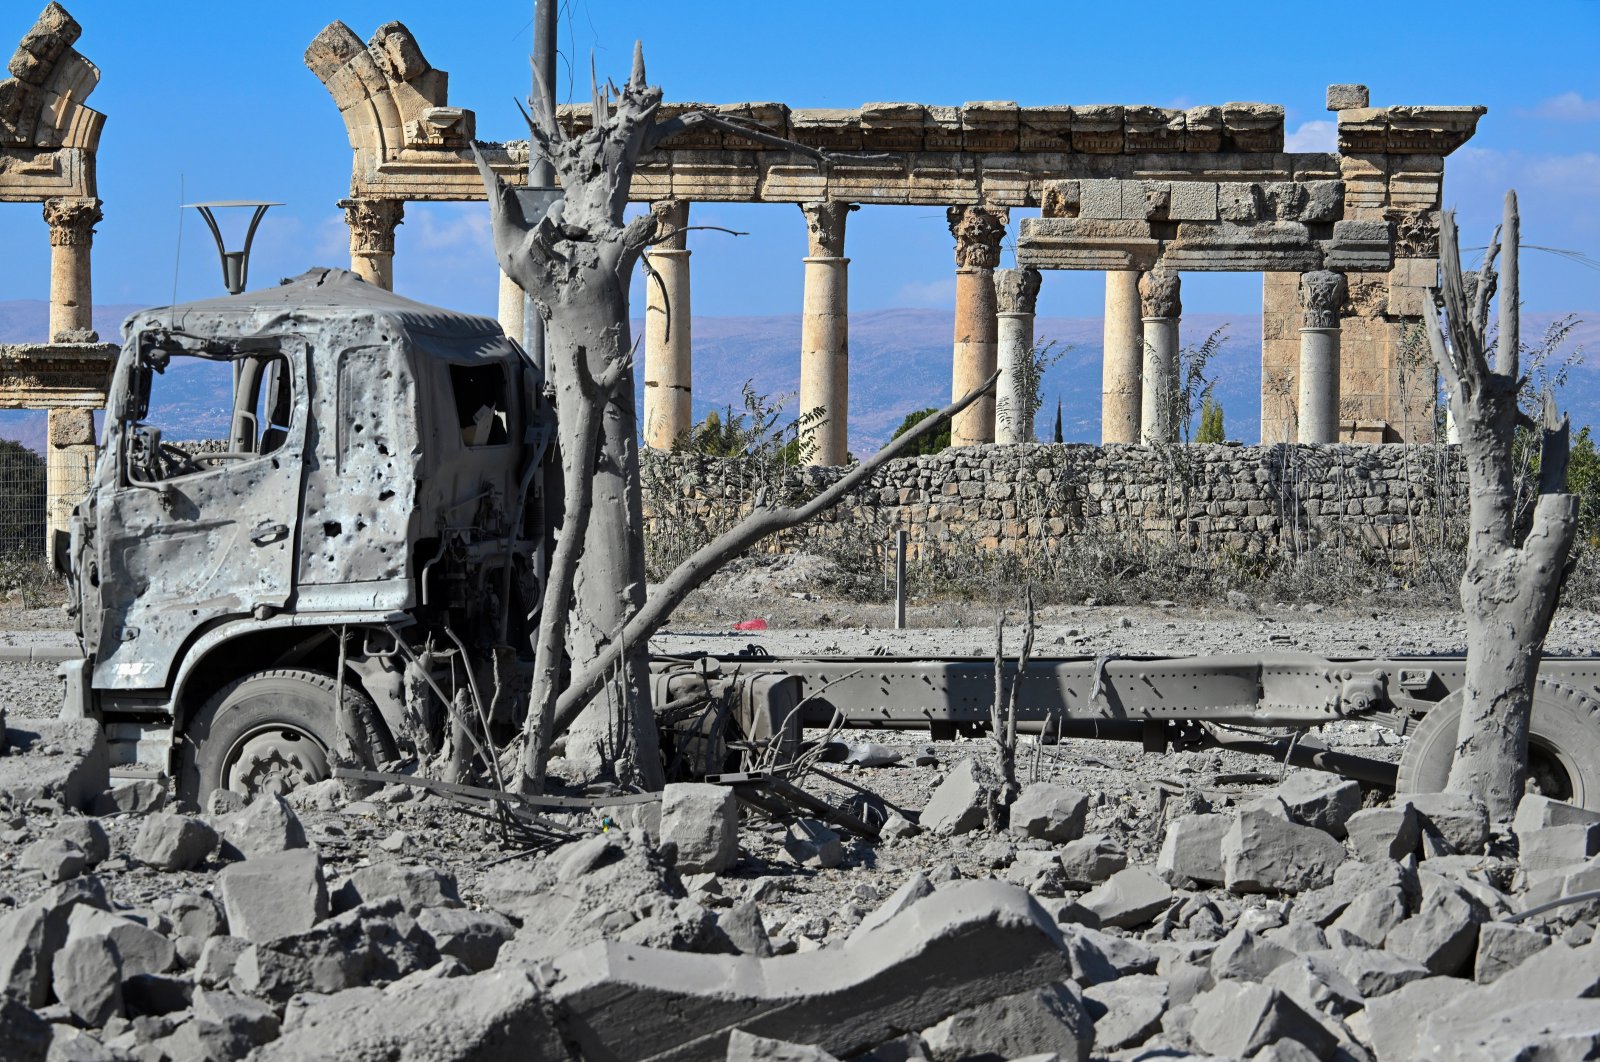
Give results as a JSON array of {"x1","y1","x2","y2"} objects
[{"x1": 523, "y1": 0, "x2": 559, "y2": 374}]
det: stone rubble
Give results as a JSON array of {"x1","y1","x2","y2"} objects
[{"x1": 0, "y1": 707, "x2": 1596, "y2": 1060}]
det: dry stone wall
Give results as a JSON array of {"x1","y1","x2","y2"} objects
[{"x1": 642, "y1": 443, "x2": 1468, "y2": 565}]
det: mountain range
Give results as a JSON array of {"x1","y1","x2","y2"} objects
[{"x1": 2, "y1": 299, "x2": 1594, "y2": 454}]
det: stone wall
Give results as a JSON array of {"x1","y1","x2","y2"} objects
[{"x1": 640, "y1": 443, "x2": 1468, "y2": 567}]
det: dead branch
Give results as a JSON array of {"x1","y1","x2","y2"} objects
[{"x1": 550, "y1": 370, "x2": 1002, "y2": 737}]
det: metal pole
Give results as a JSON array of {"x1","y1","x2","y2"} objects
[
  {"x1": 894, "y1": 528, "x2": 908, "y2": 630},
  {"x1": 524, "y1": 0, "x2": 558, "y2": 373}
]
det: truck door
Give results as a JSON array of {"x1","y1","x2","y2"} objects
[{"x1": 91, "y1": 333, "x2": 307, "y2": 693}]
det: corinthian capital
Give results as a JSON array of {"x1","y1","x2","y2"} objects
[
  {"x1": 43, "y1": 198, "x2": 102, "y2": 248},
  {"x1": 995, "y1": 267, "x2": 1041, "y2": 315},
  {"x1": 649, "y1": 199, "x2": 689, "y2": 251},
  {"x1": 1139, "y1": 269, "x2": 1182, "y2": 319},
  {"x1": 1299, "y1": 269, "x2": 1348, "y2": 328},
  {"x1": 340, "y1": 198, "x2": 405, "y2": 255},
  {"x1": 947, "y1": 205, "x2": 1009, "y2": 269},
  {"x1": 799, "y1": 201, "x2": 857, "y2": 258}
]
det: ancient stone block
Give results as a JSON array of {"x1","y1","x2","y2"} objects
[
  {"x1": 1188, "y1": 981, "x2": 1336, "y2": 1058},
  {"x1": 1079, "y1": 868, "x2": 1171, "y2": 929},
  {"x1": 1183, "y1": 106, "x2": 1223, "y2": 152},
  {"x1": 1070, "y1": 105, "x2": 1123, "y2": 153},
  {"x1": 1326, "y1": 84, "x2": 1370, "y2": 111},
  {"x1": 1166, "y1": 181, "x2": 1217, "y2": 221},
  {"x1": 1010, "y1": 782, "x2": 1088, "y2": 843},
  {"x1": 1223, "y1": 797, "x2": 1348, "y2": 894},
  {"x1": 1222, "y1": 102, "x2": 1285, "y2": 152},
  {"x1": 920, "y1": 759, "x2": 991, "y2": 835},
  {"x1": 661, "y1": 782, "x2": 740, "y2": 874},
  {"x1": 219, "y1": 849, "x2": 328, "y2": 944},
  {"x1": 132, "y1": 813, "x2": 216, "y2": 872}
]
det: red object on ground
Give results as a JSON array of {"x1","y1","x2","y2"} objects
[{"x1": 732, "y1": 618, "x2": 769, "y2": 631}]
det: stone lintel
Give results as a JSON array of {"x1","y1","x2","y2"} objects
[
  {"x1": 1337, "y1": 106, "x2": 1486, "y2": 157},
  {"x1": 0, "y1": 342, "x2": 118, "y2": 409}
]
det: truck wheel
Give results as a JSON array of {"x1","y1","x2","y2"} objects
[
  {"x1": 1395, "y1": 678, "x2": 1600, "y2": 812},
  {"x1": 180, "y1": 669, "x2": 378, "y2": 804}
]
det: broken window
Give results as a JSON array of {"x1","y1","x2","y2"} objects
[
  {"x1": 448, "y1": 363, "x2": 509, "y2": 447},
  {"x1": 124, "y1": 342, "x2": 293, "y2": 484}
]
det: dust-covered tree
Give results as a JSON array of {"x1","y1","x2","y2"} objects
[
  {"x1": 1424, "y1": 191, "x2": 1579, "y2": 819},
  {"x1": 477, "y1": 47, "x2": 994, "y2": 793}
]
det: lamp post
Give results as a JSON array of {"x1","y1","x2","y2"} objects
[{"x1": 184, "y1": 201, "x2": 280, "y2": 295}]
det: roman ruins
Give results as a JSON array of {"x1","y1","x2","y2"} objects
[
  {"x1": 0, "y1": 3, "x2": 111, "y2": 560},
  {"x1": 306, "y1": 21, "x2": 1481, "y2": 462}
]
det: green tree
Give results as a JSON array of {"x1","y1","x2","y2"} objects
[
  {"x1": 891, "y1": 408, "x2": 951, "y2": 456},
  {"x1": 1197, "y1": 396, "x2": 1226, "y2": 444}
]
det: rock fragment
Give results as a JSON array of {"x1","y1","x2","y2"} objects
[
  {"x1": 783, "y1": 820, "x2": 842, "y2": 869},
  {"x1": 1156, "y1": 813, "x2": 1228, "y2": 886},
  {"x1": 661, "y1": 782, "x2": 740, "y2": 874},
  {"x1": 1222, "y1": 797, "x2": 1347, "y2": 894},
  {"x1": 1345, "y1": 803, "x2": 1421, "y2": 862},
  {"x1": 920, "y1": 981, "x2": 1092, "y2": 1062},
  {"x1": 50, "y1": 818, "x2": 109, "y2": 867},
  {"x1": 1384, "y1": 874, "x2": 1487, "y2": 976},
  {"x1": 219, "y1": 795, "x2": 307, "y2": 859},
  {"x1": 718, "y1": 901, "x2": 774, "y2": 958},
  {"x1": 1187, "y1": 981, "x2": 1337, "y2": 1059},
  {"x1": 1405, "y1": 792, "x2": 1490, "y2": 855},
  {"x1": 726, "y1": 1029, "x2": 842, "y2": 1061},
  {"x1": 1078, "y1": 868, "x2": 1171, "y2": 929},
  {"x1": 52, "y1": 933, "x2": 122, "y2": 1027},
  {"x1": 333, "y1": 863, "x2": 460, "y2": 914},
  {"x1": 1473, "y1": 920, "x2": 1551, "y2": 984},
  {"x1": 1057, "y1": 834, "x2": 1126, "y2": 888},
  {"x1": 1082, "y1": 973, "x2": 1166, "y2": 1053},
  {"x1": 1009, "y1": 783, "x2": 1088, "y2": 843},
  {"x1": 218, "y1": 850, "x2": 328, "y2": 943},
  {"x1": 1513, "y1": 793, "x2": 1600, "y2": 835},
  {"x1": 1275, "y1": 772, "x2": 1361, "y2": 837},
  {"x1": 66, "y1": 907, "x2": 175, "y2": 978},
  {"x1": 92, "y1": 778, "x2": 165, "y2": 816},
  {"x1": 1518, "y1": 823, "x2": 1600, "y2": 871},
  {"x1": 415, "y1": 906, "x2": 514, "y2": 972},
  {"x1": 131, "y1": 813, "x2": 216, "y2": 872},
  {"x1": 919, "y1": 759, "x2": 990, "y2": 836},
  {"x1": 19, "y1": 837, "x2": 85, "y2": 882}
]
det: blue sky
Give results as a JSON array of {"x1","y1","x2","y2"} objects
[{"x1": 1, "y1": 0, "x2": 1596, "y2": 324}]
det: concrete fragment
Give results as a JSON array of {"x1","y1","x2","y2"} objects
[
  {"x1": 219, "y1": 794, "x2": 307, "y2": 859},
  {"x1": 0, "y1": 882, "x2": 105, "y2": 1007},
  {"x1": 50, "y1": 819, "x2": 109, "y2": 868},
  {"x1": 92, "y1": 778, "x2": 166, "y2": 817},
  {"x1": 1009, "y1": 783, "x2": 1088, "y2": 843},
  {"x1": 255, "y1": 967, "x2": 563, "y2": 1062},
  {"x1": 1384, "y1": 874, "x2": 1487, "y2": 976},
  {"x1": 1057, "y1": 834, "x2": 1126, "y2": 888},
  {"x1": 718, "y1": 901, "x2": 774, "y2": 958},
  {"x1": 192, "y1": 988, "x2": 280, "y2": 1051},
  {"x1": 234, "y1": 898, "x2": 438, "y2": 1002},
  {"x1": 20, "y1": 837, "x2": 85, "y2": 882},
  {"x1": 851, "y1": 872, "x2": 934, "y2": 944},
  {"x1": 1188, "y1": 981, "x2": 1338, "y2": 1059},
  {"x1": 1329, "y1": 884, "x2": 1408, "y2": 946},
  {"x1": 1405, "y1": 792, "x2": 1490, "y2": 855},
  {"x1": 196, "y1": 935, "x2": 249, "y2": 988},
  {"x1": 1474, "y1": 920, "x2": 1551, "y2": 984},
  {"x1": 1276, "y1": 772, "x2": 1361, "y2": 838},
  {"x1": 1223, "y1": 797, "x2": 1348, "y2": 894},
  {"x1": 1156, "y1": 813, "x2": 1228, "y2": 885},
  {"x1": 0, "y1": 719, "x2": 108, "y2": 812},
  {"x1": 1352, "y1": 974, "x2": 1467, "y2": 1060},
  {"x1": 66, "y1": 907, "x2": 175, "y2": 978},
  {"x1": 1519, "y1": 823, "x2": 1600, "y2": 871},
  {"x1": 544, "y1": 881, "x2": 1077, "y2": 1060},
  {"x1": 333, "y1": 863, "x2": 460, "y2": 913},
  {"x1": 1263, "y1": 954, "x2": 1363, "y2": 1018},
  {"x1": 919, "y1": 759, "x2": 990, "y2": 836},
  {"x1": 1415, "y1": 999, "x2": 1600, "y2": 1060},
  {"x1": 1325, "y1": 943, "x2": 1431, "y2": 997},
  {"x1": 662, "y1": 783, "x2": 740, "y2": 874},
  {"x1": 726, "y1": 1029, "x2": 841, "y2": 1061},
  {"x1": 921, "y1": 982, "x2": 1092, "y2": 1062},
  {"x1": 218, "y1": 850, "x2": 328, "y2": 943},
  {"x1": 1514, "y1": 792, "x2": 1600, "y2": 836},
  {"x1": 1345, "y1": 804, "x2": 1421, "y2": 862},
  {"x1": 783, "y1": 819, "x2": 842, "y2": 869},
  {"x1": 52, "y1": 934, "x2": 122, "y2": 1027},
  {"x1": 1210, "y1": 926, "x2": 1296, "y2": 981},
  {"x1": 1083, "y1": 973, "x2": 1166, "y2": 1053},
  {"x1": 1078, "y1": 867, "x2": 1171, "y2": 929},
  {"x1": 416, "y1": 906, "x2": 514, "y2": 972},
  {"x1": 159, "y1": 893, "x2": 225, "y2": 941},
  {"x1": 130, "y1": 814, "x2": 215, "y2": 872}
]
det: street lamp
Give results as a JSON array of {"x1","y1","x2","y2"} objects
[{"x1": 184, "y1": 201, "x2": 281, "y2": 295}]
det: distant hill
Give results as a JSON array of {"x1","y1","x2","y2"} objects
[{"x1": 1, "y1": 299, "x2": 1593, "y2": 455}]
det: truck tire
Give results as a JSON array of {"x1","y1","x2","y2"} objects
[
  {"x1": 179, "y1": 669, "x2": 382, "y2": 804},
  {"x1": 1395, "y1": 678, "x2": 1600, "y2": 812}
]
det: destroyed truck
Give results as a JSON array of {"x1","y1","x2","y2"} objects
[{"x1": 61, "y1": 269, "x2": 1600, "y2": 811}]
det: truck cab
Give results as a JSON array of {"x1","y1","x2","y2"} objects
[{"x1": 63, "y1": 268, "x2": 551, "y2": 801}]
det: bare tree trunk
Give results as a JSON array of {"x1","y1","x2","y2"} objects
[{"x1": 1425, "y1": 190, "x2": 1579, "y2": 820}]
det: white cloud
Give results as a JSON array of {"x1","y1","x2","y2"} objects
[
  {"x1": 891, "y1": 277, "x2": 955, "y2": 308},
  {"x1": 1284, "y1": 120, "x2": 1337, "y2": 153},
  {"x1": 1525, "y1": 91, "x2": 1600, "y2": 122}
]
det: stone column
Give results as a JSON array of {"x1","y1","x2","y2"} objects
[
  {"x1": 642, "y1": 200, "x2": 692, "y2": 450},
  {"x1": 1139, "y1": 269, "x2": 1181, "y2": 445},
  {"x1": 947, "y1": 205, "x2": 1009, "y2": 448},
  {"x1": 1101, "y1": 271, "x2": 1144, "y2": 444},
  {"x1": 340, "y1": 198, "x2": 404, "y2": 290},
  {"x1": 995, "y1": 266, "x2": 1041, "y2": 444},
  {"x1": 46, "y1": 408, "x2": 96, "y2": 565},
  {"x1": 1298, "y1": 270, "x2": 1347, "y2": 444},
  {"x1": 798, "y1": 201, "x2": 856, "y2": 466},
  {"x1": 497, "y1": 271, "x2": 525, "y2": 345},
  {"x1": 43, "y1": 198, "x2": 102, "y2": 343}
]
